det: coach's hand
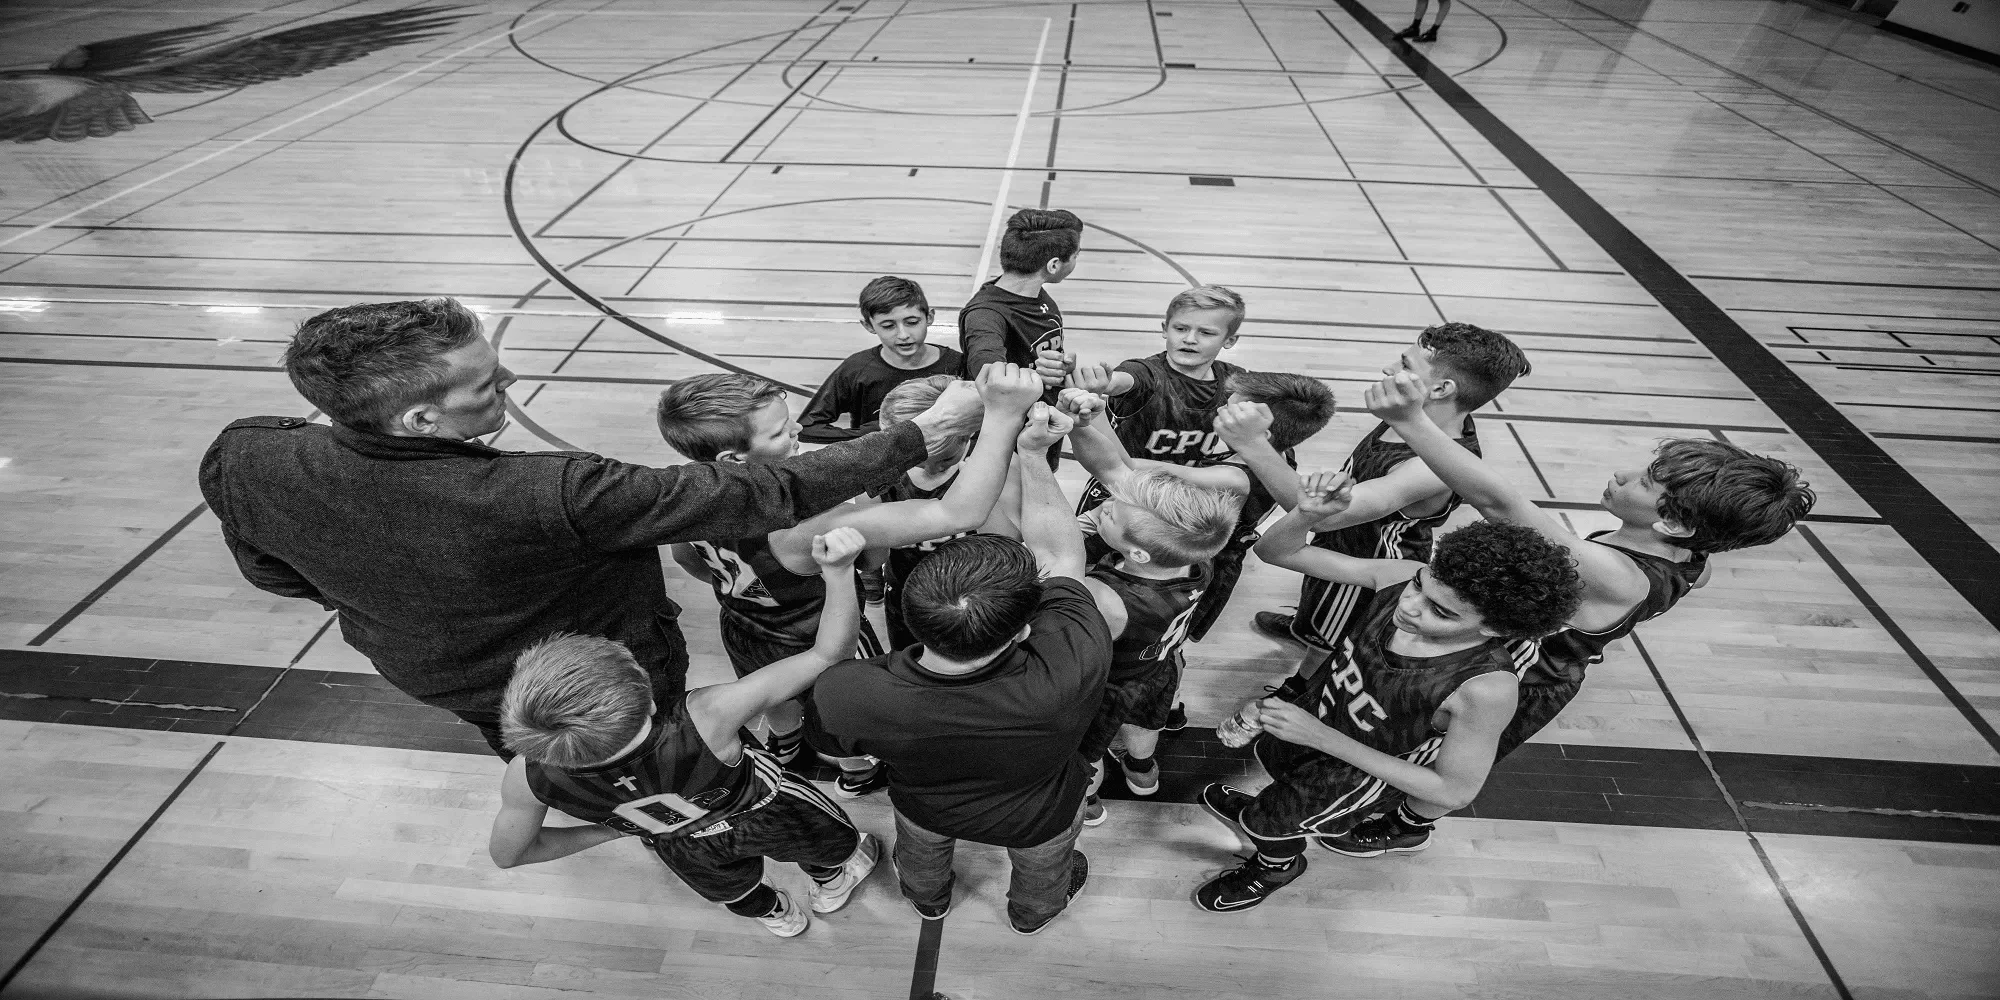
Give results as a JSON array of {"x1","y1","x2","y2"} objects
[
  {"x1": 977, "y1": 362, "x2": 1046, "y2": 416},
  {"x1": 1365, "y1": 372, "x2": 1430, "y2": 425},
  {"x1": 1017, "y1": 401, "x2": 1076, "y2": 452},
  {"x1": 912, "y1": 378, "x2": 986, "y2": 454}
]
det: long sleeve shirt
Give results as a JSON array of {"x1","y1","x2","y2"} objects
[{"x1": 797, "y1": 345, "x2": 962, "y2": 442}]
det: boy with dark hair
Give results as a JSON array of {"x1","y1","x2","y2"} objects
[
  {"x1": 1196, "y1": 486, "x2": 1582, "y2": 912},
  {"x1": 961, "y1": 208, "x2": 1086, "y2": 442},
  {"x1": 1256, "y1": 322, "x2": 1530, "y2": 677},
  {"x1": 487, "y1": 528, "x2": 878, "y2": 939},
  {"x1": 1315, "y1": 374, "x2": 1815, "y2": 857},
  {"x1": 656, "y1": 365, "x2": 1043, "y2": 794},
  {"x1": 798, "y1": 276, "x2": 964, "y2": 443},
  {"x1": 806, "y1": 403, "x2": 1109, "y2": 936}
]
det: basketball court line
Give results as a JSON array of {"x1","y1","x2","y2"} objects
[{"x1": 969, "y1": 15, "x2": 1053, "y2": 294}]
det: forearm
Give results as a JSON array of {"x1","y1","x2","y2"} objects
[
  {"x1": 812, "y1": 571, "x2": 861, "y2": 661},
  {"x1": 1232, "y1": 441, "x2": 1299, "y2": 510},
  {"x1": 1107, "y1": 371, "x2": 1136, "y2": 396},
  {"x1": 1016, "y1": 446, "x2": 1085, "y2": 574},
  {"x1": 1309, "y1": 726, "x2": 1462, "y2": 806},
  {"x1": 1387, "y1": 417, "x2": 1526, "y2": 517},
  {"x1": 502, "y1": 822, "x2": 627, "y2": 867},
  {"x1": 938, "y1": 409, "x2": 1024, "y2": 522},
  {"x1": 1254, "y1": 508, "x2": 1316, "y2": 563},
  {"x1": 1067, "y1": 419, "x2": 1132, "y2": 485}
]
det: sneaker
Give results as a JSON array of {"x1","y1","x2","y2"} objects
[
  {"x1": 808, "y1": 833, "x2": 879, "y2": 913},
  {"x1": 1392, "y1": 22, "x2": 1420, "y2": 39},
  {"x1": 1083, "y1": 796, "x2": 1107, "y2": 827},
  {"x1": 896, "y1": 861, "x2": 953, "y2": 921},
  {"x1": 1163, "y1": 703, "x2": 1187, "y2": 733},
  {"x1": 1416, "y1": 26, "x2": 1439, "y2": 42},
  {"x1": 1200, "y1": 783, "x2": 1254, "y2": 829},
  {"x1": 834, "y1": 762, "x2": 890, "y2": 799},
  {"x1": 754, "y1": 887, "x2": 809, "y2": 937},
  {"x1": 1010, "y1": 851, "x2": 1089, "y2": 935},
  {"x1": 1194, "y1": 854, "x2": 1307, "y2": 912},
  {"x1": 1122, "y1": 758, "x2": 1161, "y2": 797},
  {"x1": 1316, "y1": 813, "x2": 1433, "y2": 858},
  {"x1": 1251, "y1": 611, "x2": 1298, "y2": 643}
]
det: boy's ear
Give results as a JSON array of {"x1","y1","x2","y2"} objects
[
  {"x1": 1653, "y1": 518, "x2": 1695, "y2": 540},
  {"x1": 715, "y1": 450, "x2": 749, "y2": 464},
  {"x1": 1430, "y1": 376, "x2": 1458, "y2": 402},
  {"x1": 1221, "y1": 331, "x2": 1241, "y2": 350},
  {"x1": 1122, "y1": 545, "x2": 1153, "y2": 565}
]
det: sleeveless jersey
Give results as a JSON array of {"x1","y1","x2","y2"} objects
[
  {"x1": 873, "y1": 469, "x2": 973, "y2": 587},
  {"x1": 525, "y1": 695, "x2": 780, "y2": 842},
  {"x1": 1183, "y1": 451, "x2": 1288, "y2": 642},
  {"x1": 1108, "y1": 354, "x2": 1247, "y2": 463},
  {"x1": 1089, "y1": 558, "x2": 1209, "y2": 683},
  {"x1": 1508, "y1": 533, "x2": 1708, "y2": 687},
  {"x1": 690, "y1": 534, "x2": 826, "y2": 632},
  {"x1": 1311, "y1": 582, "x2": 1517, "y2": 758},
  {"x1": 1317, "y1": 418, "x2": 1481, "y2": 562}
]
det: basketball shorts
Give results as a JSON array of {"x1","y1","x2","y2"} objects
[
  {"x1": 719, "y1": 606, "x2": 883, "y2": 678},
  {"x1": 1076, "y1": 651, "x2": 1181, "y2": 760},
  {"x1": 648, "y1": 772, "x2": 858, "y2": 903},
  {"x1": 1241, "y1": 732, "x2": 1444, "y2": 841}
]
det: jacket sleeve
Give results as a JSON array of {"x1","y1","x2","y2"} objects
[
  {"x1": 957, "y1": 306, "x2": 1009, "y2": 374},
  {"x1": 198, "y1": 433, "x2": 330, "y2": 607},
  {"x1": 797, "y1": 366, "x2": 866, "y2": 443},
  {"x1": 566, "y1": 422, "x2": 929, "y2": 550}
]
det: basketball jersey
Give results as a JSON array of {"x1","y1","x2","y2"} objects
[
  {"x1": 1088, "y1": 558, "x2": 1209, "y2": 684},
  {"x1": 525, "y1": 695, "x2": 779, "y2": 842},
  {"x1": 1311, "y1": 582, "x2": 1517, "y2": 758},
  {"x1": 959, "y1": 279, "x2": 1065, "y2": 402},
  {"x1": 1109, "y1": 354, "x2": 1247, "y2": 462},
  {"x1": 1183, "y1": 451, "x2": 1288, "y2": 642},
  {"x1": 873, "y1": 469, "x2": 972, "y2": 587},
  {"x1": 1507, "y1": 533, "x2": 1708, "y2": 687},
  {"x1": 690, "y1": 534, "x2": 826, "y2": 633}
]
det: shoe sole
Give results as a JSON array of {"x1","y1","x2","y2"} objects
[
  {"x1": 908, "y1": 899, "x2": 950, "y2": 921},
  {"x1": 832, "y1": 781, "x2": 885, "y2": 800},
  {"x1": 1083, "y1": 809, "x2": 1107, "y2": 827},
  {"x1": 810, "y1": 835, "x2": 879, "y2": 913},
  {"x1": 1316, "y1": 837, "x2": 1429, "y2": 858},
  {"x1": 1123, "y1": 778, "x2": 1160, "y2": 797}
]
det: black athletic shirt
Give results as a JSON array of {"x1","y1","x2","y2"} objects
[
  {"x1": 525, "y1": 695, "x2": 777, "y2": 842},
  {"x1": 870, "y1": 468, "x2": 971, "y2": 588},
  {"x1": 1315, "y1": 418, "x2": 1481, "y2": 563},
  {"x1": 807, "y1": 577, "x2": 1112, "y2": 848},
  {"x1": 1311, "y1": 582, "x2": 1517, "y2": 757},
  {"x1": 1109, "y1": 354, "x2": 1247, "y2": 462},
  {"x1": 690, "y1": 534, "x2": 826, "y2": 633},
  {"x1": 1509, "y1": 533, "x2": 1708, "y2": 688},
  {"x1": 1090, "y1": 558, "x2": 1209, "y2": 679},
  {"x1": 798, "y1": 345, "x2": 963, "y2": 443},
  {"x1": 1183, "y1": 451, "x2": 1290, "y2": 642},
  {"x1": 958, "y1": 279, "x2": 1065, "y2": 401}
]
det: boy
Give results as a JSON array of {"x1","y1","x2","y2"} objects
[
  {"x1": 1196, "y1": 484, "x2": 1582, "y2": 912},
  {"x1": 1316, "y1": 373, "x2": 1816, "y2": 857},
  {"x1": 798, "y1": 276, "x2": 963, "y2": 443},
  {"x1": 1075, "y1": 284, "x2": 1250, "y2": 468},
  {"x1": 487, "y1": 527, "x2": 878, "y2": 939},
  {"x1": 870, "y1": 374, "x2": 1023, "y2": 650},
  {"x1": 806, "y1": 403, "x2": 1106, "y2": 936},
  {"x1": 1255, "y1": 322, "x2": 1530, "y2": 677},
  {"x1": 961, "y1": 208, "x2": 1086, "y2": 467},
  {"x1": 655, "y1": 364, "x2": 1043, "y2": 793}
]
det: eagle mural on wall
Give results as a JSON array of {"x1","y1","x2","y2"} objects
[{"x1": 0, "y1": 5, "x2": 476, "y2": 143}]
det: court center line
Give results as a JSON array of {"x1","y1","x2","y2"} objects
[
  {"x1": 0, "y1": 11, "x2": 560, "y2": 251},
  {"x1": 970, "y1": 16, "x2": 1054, "y2": 296},
  {"x1": 26, "y1": 502, "x2": 210, "y2": 647}
]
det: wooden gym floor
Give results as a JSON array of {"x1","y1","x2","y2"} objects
[{"x1": 1, "y1": 0, "x2": 1997, "y2": 997}]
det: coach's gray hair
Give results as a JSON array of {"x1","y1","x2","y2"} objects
[{"x1": 500, "y1": 634, "x2": 653, "y2": 769}]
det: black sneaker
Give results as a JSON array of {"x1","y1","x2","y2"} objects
[
  {"x1": 1416, "y1": 26, "x2": 1439, "y2": 42},
  {"x1": 1392, "y1": 22, "x2": 1420, "y2": 39},
  {"x1": 1163, "y1": 703, "x2": 1187, "y2": 732},
  {"x1": 834, "y1": 762, "x2": 890, "y2": 799},
  {"x1": 905, "y1": 878, "x2": 953, "y2": 921},
  {"x1": 1194, "y1": 854, "x2": 1307, "y2": 912},
  {"x1": 1010, "y1": 851, "x2": 1089, "y2": 935},
  {"x1": 1317, "y1": 813, "x2": 1433, "y2": 857},
  {"x1": 1200, "y1": 783, "x2": 1254, "y2": 829},
  {"x1": 1251, "y1": 611, "x2": 1297, "y2": 643}
]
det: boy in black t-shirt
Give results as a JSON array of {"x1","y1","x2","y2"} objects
[
  {"x1": 1073, "y1": 284, "x2": 1249, "y2": 470},
  {"x1": 960, "y1": 209, "x2": 1085, "y2": 467},
  {"x1": 799, "y1": 276, "x2": 963, "y2": 443}
]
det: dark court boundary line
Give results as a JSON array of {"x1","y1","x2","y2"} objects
[
  {"x1": 0, "y1": 740, "x2": 225, "y2": 992},
  {"x1": 27, "y1": 503, "x2": 209, "y2": 646},
  {"x1": 1325, "y1": 0, "x2": 2000, "y2": 647}
]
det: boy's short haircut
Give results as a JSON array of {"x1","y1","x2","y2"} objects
[
  {"x1": 1111, "y1": 468, "x2": 1245, "y2": 567},
  {"x1": 1419, "y1": 322, "x2": 1531, "y2": 412},
  {"x1": 901, "y1": 534, "x2": 1043, "y2": 660},
  {"x1": 999, "y1": 208, "x2": 1083, "y2": 274},
  {"x1": 1428, "y1": 522, "x2": 1582, "y2": 639},
  {"x1": 1224, "y1": 371, "x2": 1337, "y2": 452},
  {"x1": 284, "y1": 297, "x2": 484, "y2": 432},
  {"x1": 1164, "y1": 285, "x2": 1247, "y2": 336},
  {"x1": 859, "y1": 276, "x2": 930, "y2": 321},
  {"x1": 1649, "y1": 439, "x2": 1815, "y2": 554},
  {"x1": 501, "y1": 633, "x2": 654, "y2": 769},
  {"x1": 655, "y1": 373, "x2": 789, "y2": 461}
]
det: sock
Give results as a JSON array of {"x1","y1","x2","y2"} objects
[
  {"x1": 1247, "y1": 833, "x2": 1308, "y2": 866},
  {"x1": 725, "y1": 883, "x2": 782, "y2": 918},
  {"x1": 769, "y1": 727, "x2": 803, "y2": 763},
  {"x1": 804, "y1": 863, "x2": 843, "y2": 885},
  {"x1": 1254, "y1": 851, "x2": 1300, "y2": 869},
  {"x1": 1396, "y1": 803, "x2": 1437, "y2": 828},
  {"x1": 1125, "y1": 755, "x2": 1158, "y2": 774}
]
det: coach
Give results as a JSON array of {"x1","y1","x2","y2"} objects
[{"x1": 199, "y1": 298, "x2": 978, "y2": 756}]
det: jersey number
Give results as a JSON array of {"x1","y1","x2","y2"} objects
[
  {"x1": 612, "y1": 792, "x2": 712, "y2": 836},
  {"x1": 692, "y1": 542, "x2": 780, "y2": 607},
  {"x1": 1140, "y1": 595, "x2": 1205, "y2": 662}
]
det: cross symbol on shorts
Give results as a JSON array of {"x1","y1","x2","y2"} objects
[{"x1": 613, "y1": 776, "x2": 637, "y2": 792}]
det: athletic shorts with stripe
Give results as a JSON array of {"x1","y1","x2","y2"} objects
[
  {"x1": 648, "y1": 771, "x2": 859, "y2": 903},
  {"x1": 720, "y1": 605, "x2": 884, "y2": 678},
  {"x1": 1240, "y1": 732, "x2": 1444, "y2": 840}
]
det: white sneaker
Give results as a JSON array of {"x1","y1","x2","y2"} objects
[
  {"x1": 754, "y1": 888, "x2": 809, "y2": 938},
  {"x1": 808, "y1": 833, "x2": 880, "y2": 913}
]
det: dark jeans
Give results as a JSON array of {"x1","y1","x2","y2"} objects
[{"x1": 893, "y1": 802, "x2": 1086, "y2": 928}]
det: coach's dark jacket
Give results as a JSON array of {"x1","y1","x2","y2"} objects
[{"x1": 198, "y1": 416, "x2": 925, "y2": 713}]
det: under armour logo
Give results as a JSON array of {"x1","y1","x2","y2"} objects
[{"x1": 613, "y1": 776, "x2": 638, "y2": 792}]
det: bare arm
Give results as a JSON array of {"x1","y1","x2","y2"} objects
[
  {"x1": 1214, "y1": 401, "x2": 1300, "y2": 510},
  {"x1": 1254, "y1": 472, "x2": 1420, "y2": 590},
  {"x1": 489, "y1": 758, "x2": 627, "y2": 869},
  {"x1": 1015, "y1": 404, "x2": 1086, "y2": 581},
  {"x1": 669, "y1": 543, "x2": 713, "y2": 584},
  {"x1": 1081, "y1": 576, "x2": 1130, "y2": 640},
  {"x1": 1256, "y1": 672, "x2": 1518, "y2": 811}
]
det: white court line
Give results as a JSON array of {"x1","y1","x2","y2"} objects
[
  {"x1": 0, "y1": 12, "x2": 560, "y2": 251},
  {"x1": 969, "y1": 17, "x2": 1053, "y2": 297},
  {"x1": 0, "y1": 295, "x2": 957, "y2": 328}
]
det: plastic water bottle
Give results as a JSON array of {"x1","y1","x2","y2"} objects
[{"x1": 1216, "y1": 700, "x2": 1264, "y2": 748}]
